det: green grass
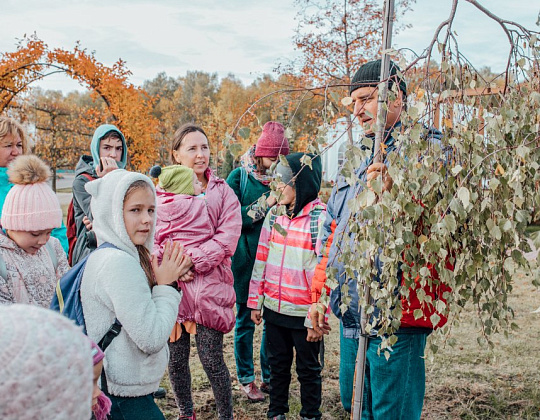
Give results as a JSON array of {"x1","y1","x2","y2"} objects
[{"x1": 423, "y1": 267, "x2": 540, "y2": 420}]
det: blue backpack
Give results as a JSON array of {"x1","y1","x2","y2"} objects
[{"x1": 50, "y1": 242, "x2": 122, "y2": 340}]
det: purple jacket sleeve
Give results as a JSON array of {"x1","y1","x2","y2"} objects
[{"x1": 187, "y1": 180, "x2": 241, "y2": 275}]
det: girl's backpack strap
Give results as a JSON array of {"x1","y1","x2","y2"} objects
[{"x1": 97, "y1": 318, "x2": 122, "y2": 395}]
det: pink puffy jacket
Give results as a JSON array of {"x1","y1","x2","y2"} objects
[{"x1": 154, "y1": 168, "x2": 242, "y2": 333}]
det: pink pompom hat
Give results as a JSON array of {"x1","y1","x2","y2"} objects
[{"x1": 1, "y1": 155, "x2": 62, "y2": 231}]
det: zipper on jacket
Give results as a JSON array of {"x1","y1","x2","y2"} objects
[
  {"x1": 277, "y1": 217, "x2": 292, "y2": 312},
  {"x1": 193, "y1": 189, "x2": 211, "y2": 320}
]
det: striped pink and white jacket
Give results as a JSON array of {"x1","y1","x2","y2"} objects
[{"x1": 247, "y1": 199, "x2": 326, "y2": 321}]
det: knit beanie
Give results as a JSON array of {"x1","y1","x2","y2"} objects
[
  {"x1": 254, "y1": 121, "x2": 290, "y2": 157},
  {"x1": 0, "y1": 304, "x2": 93, "y2": 420},
  {"x1": 1, "y1": 155, "x2": 62, "y2": 231},
  {"x1": 350, "y1": 59, "x2": 407, "y2": 96},
  {"x1": 149, "y1": 165, "x2": 195, "y2": 195}
]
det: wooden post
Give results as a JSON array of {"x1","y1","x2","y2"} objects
[{"x1": 351, "y1": 0, "x2": 395, "y2": 419}]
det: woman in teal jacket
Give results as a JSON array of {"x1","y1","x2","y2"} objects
[
  {"x1": 226, "y1": 121, "x2": 289, "y2": 402},
  {"x1": 0, "y1": 116, "x2": 68, "y2": 254}
]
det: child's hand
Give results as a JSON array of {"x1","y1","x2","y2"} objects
[
  {"x1": 310, "y1": 303, "x2": 332, "y2": 336},
  {"x1": 178, "y1": 254, "x2": 193, "y2": 276},
  {"x1": 178, "y1": 269, "x2": 195, "y2": 283},
  {"x1": 266, "y1": 194, "x2": 277, "y2": 207},
  {"x1": 306, "y1": 327, "x2": 322, "y2": 342},
  {"x1": 152, "y1": 241, "x2": 186, "y2": 286},
  {"x1": 251, "y1": 310, "x2": 262, "y2": 325}
]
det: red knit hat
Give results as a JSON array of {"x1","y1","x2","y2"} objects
[{"x1": 254, "y1": 121, "x2": 290, "y2": 157}]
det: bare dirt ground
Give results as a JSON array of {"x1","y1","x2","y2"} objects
[{"x1": 156, "y1": 267, "x2": 540, "y2": 420}]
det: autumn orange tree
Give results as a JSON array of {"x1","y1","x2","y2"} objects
[
  {"x1": 0, "y1": 35, "x2": 159, "y2": 171},
  {"x1": 24, "y1": 90, "x2": 98, "y2": 190}
]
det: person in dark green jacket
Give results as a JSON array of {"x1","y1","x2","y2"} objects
[
  {"x1": 0, "y1": 116, "x2": 69, "y2": 254},
  {"x1": 226, "y1": 121, "x2": 290, "y2": 402}
]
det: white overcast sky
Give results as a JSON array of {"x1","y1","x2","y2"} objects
[{"x1": 1, "y1": 0, "x2": 537, "y2": 93}]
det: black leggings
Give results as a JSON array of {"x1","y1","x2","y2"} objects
[{"x1": 168, "y1": 324, "x2": 233, "y2": 420}]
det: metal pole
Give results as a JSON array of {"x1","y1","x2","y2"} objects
[{"x1": 351, "y1": 1, "x2": 395, "y2": 419}]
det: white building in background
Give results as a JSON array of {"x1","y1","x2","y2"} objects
[{"x1": 320, "y1": 117, "x2": 363, "y2": 182}]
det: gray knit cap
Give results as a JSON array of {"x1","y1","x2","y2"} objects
[{"x1": 350, "y1": 59, "x2": 407, "y2": 96}]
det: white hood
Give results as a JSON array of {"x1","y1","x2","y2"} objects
[{"x1": 85, "y1": 169, "x2": 156, "y2": 260}]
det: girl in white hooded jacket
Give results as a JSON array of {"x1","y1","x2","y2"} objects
[{"x1": 80, "y1": 169, "x2": 190, "y2": 420}]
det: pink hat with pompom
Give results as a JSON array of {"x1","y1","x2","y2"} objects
[{"x1": 1, "y1": 155, "x2": 62, "y2": 231}]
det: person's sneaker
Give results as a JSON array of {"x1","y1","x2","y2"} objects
[
  {"x1": 241, "y1": 381, "x2": 265, "y2": 402},
  {"x1": 259, "y1": 381, "x2": 271, "y2": 394},
  {"x1": 153, "y1": 386, "x2": 167, "y2": 399}
]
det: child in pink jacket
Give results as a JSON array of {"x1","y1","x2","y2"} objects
[
  {"x1": 0, "y1": 155, "x2": 69, "y2": 307},
  {"x1": 248, "y1": 153, "x2": 326, "y2": 420},
  {"x1": 151, "y1": 163, "x2": 241, "y2": 420}
]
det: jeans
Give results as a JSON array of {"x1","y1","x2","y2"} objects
[
  {"x1": 362, "y1": 333, "x2": 428, "y2": 420},
  {"x1": 339, "y1": 322, "x2": 358, "y2": 413},
  {"x1": 234, "y1": 303, "x2": 270, "y2": 385},
  {"x1": 338, "y1": 322, "x2": 428, "y2": 420},
  {"x1": 106, "y1": 393, "x2": 165, "y2": 420},
  {"x1": 266, "y1": 321, "x2": 322, "y2": 419}
]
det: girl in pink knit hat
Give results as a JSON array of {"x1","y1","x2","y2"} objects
[{"x1": 0, "y1": 155, "x2": 69, "y2": 307}]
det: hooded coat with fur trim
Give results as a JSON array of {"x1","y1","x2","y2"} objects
[{"x1": 80, "y1": 169, "x2": 181, "y2": 397}]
